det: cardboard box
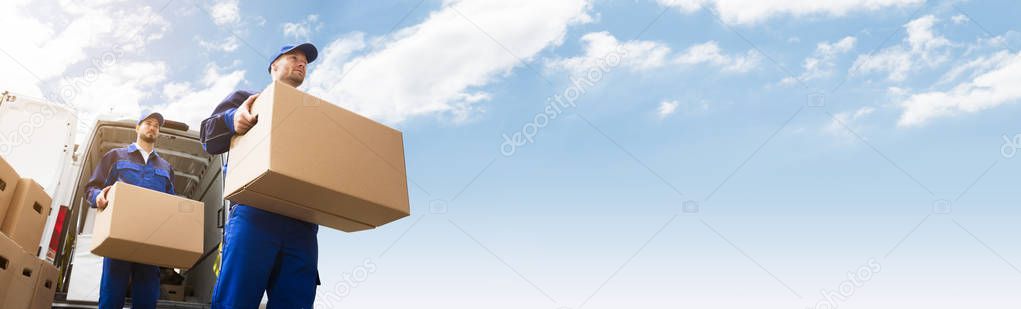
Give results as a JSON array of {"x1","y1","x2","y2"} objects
[
  {"x1": 2, "y1": 251, "x2": 38, "y2": 308},
  {"x1": 0, "y1": 156, "x2": 19, "y2": 224},
  {"x1": 29, "y1": 259, "x2": 57, "y2": 309},
  {"x1": 90, "y1": 182, "x2": 204, "y2": 269},
  {"x1": 1, "y1": 178, "x2": 51, "y2": 253},
  {"x1": 224, "y1": 81, "x2": 410, "y2": 232},
  {"x1": 0, "y1": 234, "x2": 22, "y2": 302},
  {"x1": 160, "y1": 284, "x2": 186, "y2": 301}
]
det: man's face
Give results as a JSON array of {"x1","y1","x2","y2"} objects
[
  {"x1": 136, "y1": 118, "x2": 160, "y2": 143},
  {"x1": 270, "y1": 50, "x2": 309, "y2": 87}
]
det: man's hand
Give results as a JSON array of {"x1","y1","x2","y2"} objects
[
  {"x1": 96, "y1": 186, "x2": 112, "y2": 210},
  {"x1": 233, "y1": 93, "x2": 260, "y2": 135}
]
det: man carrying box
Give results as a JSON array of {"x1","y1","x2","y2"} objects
[
  {"x1": 200, "y1": 43, "x2": 320, "y2": 308},
  {"x1": 84, "y1": 112, "x2": 176, "y2": 309}
]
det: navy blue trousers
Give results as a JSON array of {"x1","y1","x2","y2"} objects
[
  {"x1": 212, "y1": 205, "x2": 319, "y2": 309},
  {"x1": 98, "y1": 258, "x2": 160, "y2": 309}
]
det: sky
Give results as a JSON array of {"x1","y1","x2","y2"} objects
[{"x1": 3, "y1": 0, "x2": 1021, "y2": 308}]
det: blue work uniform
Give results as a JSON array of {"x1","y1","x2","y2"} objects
[
  {"x1": 84, "y1": 143, "x2": 177, "y2": 309},
  {"x1": 201, "y1": 90, "x2": 320, "y2": 309}
]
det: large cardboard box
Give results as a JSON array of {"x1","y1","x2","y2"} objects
[
  {"x1": 0, "y1": 156, "x2": 19, "y2": 224},
  {"x1": 224, "y1": 81, "x2": 411, "y2": 232},
  {"x1": 160, "y1": 284, "x2": 186, "y2": 301},
  {"x1": 2, "y1": 251, "x2": 38, "y2": 308},
  {"x1": 1, "y1": 178, "x2": 51, "y2": 253},
  {"x1": 0, "y1": 234, "x2": 22, "y2": 302},
  {"x1": 29, "y1": 259, "x2": 57, "y2": 309},
  {"x1": 90, "y1": 182, "x2": 204, "y2": 269}
]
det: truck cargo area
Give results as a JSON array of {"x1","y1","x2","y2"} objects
[{"x1": 52, "y1": 119, "x2": 224, "y2": 308}]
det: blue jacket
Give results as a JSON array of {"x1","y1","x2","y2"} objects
[
  {"x1": 200, "y1": 90, "x2": 255, "y2": 155},
  {"x1": 84, "y1": 143, "x2": 176, "y2": 207},
  {"x1": 199, "y1": 90, "x2": 256, "y2": 211}
]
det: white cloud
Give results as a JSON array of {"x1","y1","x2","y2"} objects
[
  {"x1": 905, "y1": 15, "x2": 952, "y2": 55},
  {"x1": 657, "y1": 0, "x2": 921, "y2": 25},
  {"x1": 0, "y1": 0, "x2": 170, "y2": 144},
  {"x1": 951, "y1": 14, "x2": 969, "y2": 25},
  {"x1": 675, "y1": 41, "x2": 761, "y2": 73},
  {"x1": 198, "y1": 35, "x2": 240, "y2": 52},
  {"x1": 209, "y1": 0, "x2": 240, "y2": 26},
  {"x1": 851, "y1": 47, "x2": 913, "y2": 81},
  {"x1": 826, "y1": 106, "x2": 876, "y2": 140},
  {"x1": 782, "y1": 36, "x2": 856, "y2": 85},
  {"x1": 0, "y1": 0, "x2": 168, "y2": 96},
  {"x1": 852, "y1": 15, "x2": 952, "y2": 81},
  {"x1": 897, "y1": 51, "x2": 1021, "y2": 127},
  {"x1": 820, "y1": 36, "x2": 859, "y2": 56},
  {"x1": 658, "y1": 100, "x2": 679, "y2": 118},
  {"x1": 158, "y1": 64, "x2": 247, "y2": 129},
  {"x1": 304, "y1": 0, "x2": 594, "y2": 124},
  {"x1": 545, "y1": 31, "x2": 670, "y2": 75},
  {"x1": 547, "y1": 32, "x2": 759, "y2": 76},
  {"x1": 283, "y1": 14, "x2": 322, "y2": 41},
  {"x1": 936, "y1": 50, "x2": 1012, "y2": 86},
  {"x1": 887, "y1": 86, "x2": 910, "y2": 97},
  {"x1": 63, "y1": 61, "x2": 168, "y2": 141}
]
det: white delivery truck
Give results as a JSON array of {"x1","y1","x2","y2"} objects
[{"x1": 1, "y1": 90, "x2": 225, "y2": 308}]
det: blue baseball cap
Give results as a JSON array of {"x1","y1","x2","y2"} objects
[
  {"x1": 138, "y1": 112, "x2": 164, "y2": 126},
  {"x1": 268, "y1": 43, "x2": 318, "y2": 73}
]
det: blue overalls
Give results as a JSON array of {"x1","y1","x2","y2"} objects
[
  {"x1": 84, "y1": 143, "x2": 177, "y2": 309},
  {"x1": 201, "y1": 90, "x2": 320, "y2": 308}
]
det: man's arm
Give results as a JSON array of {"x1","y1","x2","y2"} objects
[
  {"x1": 84, "y1": 150, "x2": 117, "y2": 208},
  {"x1": 200, "y1": 90, "x2": 253, "y2": 155}
]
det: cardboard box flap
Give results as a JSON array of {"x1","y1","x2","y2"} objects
[
  {"x1": 225, "y1": 186, "x2": 374, "y2": 232},
  {"x1": 242, "y1": 170, "x2": 408, "y2": 226}
]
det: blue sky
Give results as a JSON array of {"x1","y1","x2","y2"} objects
[{"x1": 3, "y1": 0, "x2": 1021, "y2": 308}]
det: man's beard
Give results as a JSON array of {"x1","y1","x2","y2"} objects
[
  {"x1": 286, "y1": 71, "x2": 305, "y2": 86},
  {"x1": 140, "y1": 133, "x2": 156, "y2": 143}
]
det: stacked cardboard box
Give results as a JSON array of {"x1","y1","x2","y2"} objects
[
  {"x1": 0, "y1": 156, "x2": 58, "y2": 308},
  {"x1": 0, "y1": 250, "x2": 56, "y2": 309},
  {"x1": 160, "y1": 284, "x2": 186, "y2": 301},
  {"x1": 0, "y1": 235, "x2": 38, "y2": 308},
  {"x1": 2, "y1": 178, "x2": 52, "y2": 253},
  {"x1": 224, "y1": 81, "x2": 411, "y2": 232},
  {"x1": 0, "y1": 156, "x2": 18, "y2": 221},
  {"x1": 91, "y1": 181, "x2": 204, "y2": 269},
  {"x1": 0, "y1": 234, "x2": 22, "y2": 302},
  {"x1": 29, "y1": 259, "x2": 57, "y2": 309}
]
